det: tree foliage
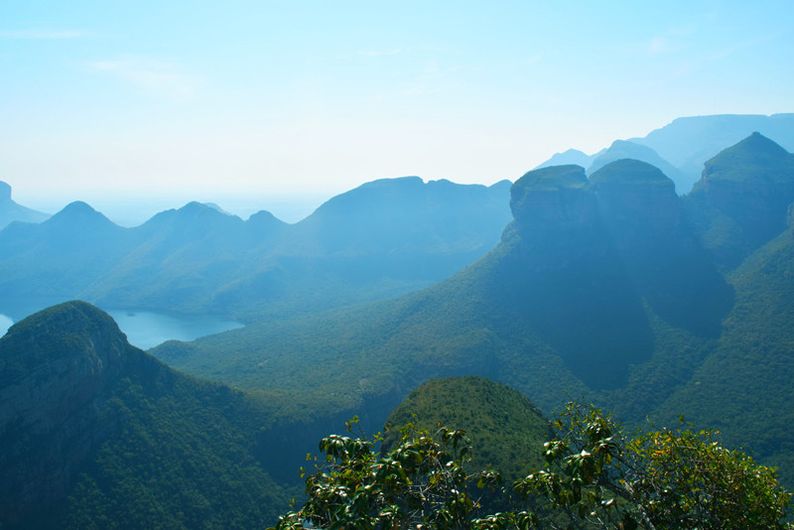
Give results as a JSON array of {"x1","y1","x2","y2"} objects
[{"x1": 271, "y1": 404, "x2": 792, "y2": 529}]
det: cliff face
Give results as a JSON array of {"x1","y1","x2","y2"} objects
[
  {"x1": 508, "y1": 165, "x2": 604, "y2": 267},
  {"x1": 0, "y1": 302, "x2": 133, "y2": 524},
  {"x1": 491, "y1": 159, "x2": 732, "y2": 388},
  {"x1": 591, "y1": 159, "x2": 732, "y2": 336}
]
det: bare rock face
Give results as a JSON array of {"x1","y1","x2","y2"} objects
[
  {"x1": 510, "y1": 164, "x2": 596, "y2": 233},
  {"x1": 0, "y1": 301, "x2": 132, "y2": 524}
]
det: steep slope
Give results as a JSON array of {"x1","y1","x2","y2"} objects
[
  {"x1": 588, "y1": 140, "x2": 692, "y2": 193},
  {"x1": 655, "y1": 218, "x2": 794, "y2": 485},
  {"x1": 0, "y1": 181, "x2": 48, "y2": 229},
  {"x1": 687, "y1": 132, "x2": 794, "y2": 269},
  {"x1": 0, "y1": 301, "x2": 289, "y2": 528},
  {"x1": 384, "y1": 377, "x2": 550, "y2": 481}
]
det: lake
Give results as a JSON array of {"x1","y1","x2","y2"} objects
[
  {"x1": 0, "y1": 308, "x2": 242, "y2": 349},
  {"x1": 106, "y1": 310, "x2": 243, "y2": 349}
]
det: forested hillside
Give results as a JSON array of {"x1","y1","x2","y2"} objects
[
  {"x1": 155, "y1": 133, "x2": 794, "y2": 486},
  {"x1": 0, "y1": 302, "x2": 291, "y2": 529}
]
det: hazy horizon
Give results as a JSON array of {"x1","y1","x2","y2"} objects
[{"x1": 2, "y1": 1, "x2": 793, "y2": 206}]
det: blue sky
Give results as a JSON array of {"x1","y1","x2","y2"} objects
[{"x1": 1, "y1": 1, "x2": 792, "y2": 219}]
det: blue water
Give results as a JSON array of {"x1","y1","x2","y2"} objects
[
  {"x1": 0, "y1": 307, "x2": 241, "y2": 349},
  {"x1": 106, "y1": 309, "x2": 243, "y2": 349}
]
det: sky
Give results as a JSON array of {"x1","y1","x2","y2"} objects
[{"x1": 1, "y1": 1, "x2": 793, "y2": 222}]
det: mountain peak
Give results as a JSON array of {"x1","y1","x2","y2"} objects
[
  {"x1": 510, "y1": 165, "x2": 595, "y2": 234},
  {"x1": 53, "y1": 201, "x2": 104, "y2": 219},
  {"x1": 705, "y1": 132, "x2": 790, "y2": 174},
  {"x1": 590, "y1": 159, "x2": 675, "y2": 191},
  {"x1": 2, "y1": 300, "x2": 127, "y2": 363},
  {"x1": 535, "y1": 148, "x2": 593, "y2": 170},
  {"x1": 248, "y1": 209, "x2": 286, "y2": 226},
  {"x1": 0, "y1": 301, "x2": 131, "y2": 421},
  {"x1": 735, "y1": 131, "x2": 788, "y2": 155},
  {"x1": 178, "y1": 201, "x2": 226, "y2": 214}
]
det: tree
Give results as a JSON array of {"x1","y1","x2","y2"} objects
[
  {"x1": 269, "y1": 405, "x2": 792, "y2": 529},
  {"x1": 517, "y1": 403, "x2": 792, "y2": 529}
]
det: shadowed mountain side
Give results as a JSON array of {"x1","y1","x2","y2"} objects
[
  {"x1": 590, "y1": 159, "x2": 733, "y2": 336},
  {"x1": 654, "y1": 218, "x2": 794, "y2": 486},
  {"x1": 497, "y1": 165, "x2": 654, "y2": 390},
  {"x1": 0, "y1": 181, "x2": 49, "y2": 229},
  {"x1": 0, "y1": 301, "x2": 290, "y2": 528},
  {"x1": 686, "y1": 132, "x2": 794, "y2": 269}
]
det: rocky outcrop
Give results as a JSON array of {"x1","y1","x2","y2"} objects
[{"x1": 592, "y1": 159, "x2": 733, "y2": 336}]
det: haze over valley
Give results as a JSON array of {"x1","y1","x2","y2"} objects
[{"x1": 2, "y1": 2, "x2": 794, "y2": 528}]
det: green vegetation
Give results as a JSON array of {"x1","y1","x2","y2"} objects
[
  {"x1": 155, "y1": 135, "x2": 794, "y2": 491},
  {"x1": 273, "y1": 401, "x2": 792, "y2": 529},
  {"x1": 0, "y1": 301, "x2": 292, "y2": 528},
  {"x1": 384, "y1": 377, "x2": 551, "y2": 481}
]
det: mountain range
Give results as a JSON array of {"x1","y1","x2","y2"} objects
[
  {"x1": 155, "y1": 132, "x2": 794, "y2": 487},
  {"x1": 5, "y1": 114, "x2": 794, "y2": 525},
  {"x1": 0, "y1": 177, "x2": 511, "y2": 320},
  {"x1": 537, "y1": 113, "x2": 794, "y2": 194}
]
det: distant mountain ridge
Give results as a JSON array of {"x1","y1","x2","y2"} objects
[
  {"x1": 0, "y1": 177, "x2": 511, "y2": 321},
  {"x1": 0, "y1": 181, "x2": 48, "y2": 229},
  {"x1": 535, "y1": 113, "x2": 794, "y2": 194}
]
